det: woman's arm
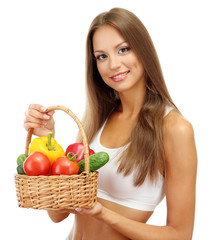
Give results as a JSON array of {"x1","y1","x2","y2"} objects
[
  {"x1": 47, "y1": 208, "x2": 78, "y2": 223},
  {"x1": 163, "y1": 114, "x2": 197, "y2": 239},
  {"x1": 75, "y1": 112, "x2": 197, "y2": 240},
  {"x1": 47, "y1": 210, "x2": 70, "y2": 223}
]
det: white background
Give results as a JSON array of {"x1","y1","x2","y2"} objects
[{"x1": 0, "y1": 0, "x2": 216, "y2": 239}]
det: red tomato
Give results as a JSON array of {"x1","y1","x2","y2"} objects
[
  {"x1": 24, "y1": 152, "x2": 51, "y2": 176},
  {"x1": 65, "y1": 143, "x2": 95, "y2": 162},
  {"x1": 51, "y1": 154, "x2": 79, "y2": 175}
]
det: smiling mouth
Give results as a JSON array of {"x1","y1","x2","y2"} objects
[{"x1": 111, "y1": 71, "x2": 130, "y2": 82}]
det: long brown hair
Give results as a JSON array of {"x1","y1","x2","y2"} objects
[{"x1": 78, "y1": 8, "x2": 178, "y2": 186}]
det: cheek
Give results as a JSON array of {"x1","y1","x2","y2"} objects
[
  {"x1": 130, "y1": 55, "x2": 141, "y2": 68},
  {"x1": 131, "y1": 57, "x2": 145, "y2": 75},
  {"x1": 96, "y1": 65, "x2": 112, "y2": 87},
  {"x1": 97, "y1": 63, "x2": 108, "y2": 78}
]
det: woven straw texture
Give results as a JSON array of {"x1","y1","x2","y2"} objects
[{"x1": 14, "y1": 105, "x2": 98, "y2": 210}]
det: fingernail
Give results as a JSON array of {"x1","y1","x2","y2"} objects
[
  {"x1": 75, "y1": 208, "x2": 82, "y2": 212},
  {"x1": 43, "y1": 114, "x2": 50, "y2": 119},
  {"x1": 41, "y1": 107, "x2": 46, "y2": 112},
  {"x1": 47, "y1": 111, "x2": 54, "y2": 116}
]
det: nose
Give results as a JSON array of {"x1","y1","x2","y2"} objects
[{"x1": 109, "y1": 54, "x2": 121, "y2": 70}]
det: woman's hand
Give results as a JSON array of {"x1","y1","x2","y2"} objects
[
  {"x1": 24, "y1": 104, "x2": 55, "y2": 137},
  {"x1": 47, "y1": 204, "x2": 103, "y2": 223},
  {"x1": 75, "y1": 202, "x2": 103, "y2": 216},
  {"x1": 62, "y1": 202, "x2": 103, "y2": 217}
]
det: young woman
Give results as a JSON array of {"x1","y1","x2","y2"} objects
[{"x1": 24, "y1": 8, "x2": 197, "y2": 240}]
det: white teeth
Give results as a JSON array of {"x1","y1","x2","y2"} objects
[{"x1": 113, "y1": 72, "x2": 128, "y2": 78}]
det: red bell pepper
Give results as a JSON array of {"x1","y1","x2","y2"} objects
[{"x1": 65, "y1": 143, "x2": 95, "y2": 162}]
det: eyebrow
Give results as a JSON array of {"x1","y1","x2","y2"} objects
[{"x1": 93, "y1": 41, "x2": 128, "y2": 54}]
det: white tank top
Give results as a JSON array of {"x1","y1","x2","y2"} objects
[{"x1": 89, "y1": 106, "x2": 173, "y2": 211}]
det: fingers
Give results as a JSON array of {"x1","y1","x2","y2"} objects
[
  {"x1": 23, "y1": 120, "x2": 45, "y2": 132},
  {"x1": 23, "y1": 104, "x2": 55, "y2": 136},
  {"x1": 26, "y1": 104, "x2": 54, "y2": 120},
  {"x1": 29, "y1": 104, "x2": 46, "y2": 113},
  {"x1": 24, "y1": 104, "x2": 46, "y2": 129}
]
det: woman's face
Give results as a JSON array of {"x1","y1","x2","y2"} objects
[{"x1": 92, "y1": 25, "x2": 145, "y2": 94}]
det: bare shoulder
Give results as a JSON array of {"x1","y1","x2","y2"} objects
[
  {"x1": 163, "y1": 109, "x2": 197, "y2": 165},
  {"x1": 163, "y1": 109, "x2": 194, "y2": 140}
]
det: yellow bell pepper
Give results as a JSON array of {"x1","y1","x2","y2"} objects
[{"x1": 29, "y1": 132, "x2": 65, "y2": 165}]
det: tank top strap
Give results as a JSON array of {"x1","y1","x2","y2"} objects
[{"x1": 164, "y1": 105, "x2": 174, "y2": 118}]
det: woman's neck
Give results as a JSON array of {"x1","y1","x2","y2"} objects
[{"x1": 118, "y1": 88, "x2": 146, "y2": 119}]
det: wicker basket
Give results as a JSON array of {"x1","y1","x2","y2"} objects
[{"x1": 14, "y1": 105, "x2": 98, "y2": 210}]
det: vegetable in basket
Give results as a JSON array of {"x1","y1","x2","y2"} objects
[
  {"x1": 23, "y1": 152, "x2": 51, "y2": 176},
  {"x1": 51, "y1": 152, "x2": 79, "y2": 175},
  {"x1": 29, "y1": 132, "x2": 65, "y2": 165},
  {"x1": 78, "y1": 151, "x2": 109, "y2": 174},
  {"x1": 16, "y1": 153, "x2": 28, "y2": 175},
  {"x1": 65, "y1": 143, "x2": 95, "y2": 162},
  {"x1": 17, "y1": 163, "x2": 25, "y2": 175},
  {"x1": 17, "y1": 154, "x2": 28, "y2": 165}
]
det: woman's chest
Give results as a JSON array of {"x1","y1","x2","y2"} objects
[{"x1": 100, "y1": 114, "x2": 136, "y2": 148}]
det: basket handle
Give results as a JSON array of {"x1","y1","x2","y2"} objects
[{"x1": 25, "y1": 105, "x2": 90, "y2": 173}]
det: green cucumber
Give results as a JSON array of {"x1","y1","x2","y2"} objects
[
  {"x1": 17, "y1": 164, "x2": 25, "y2": 175},
  {"x1": 78, "y1": 152, "x2": 109, "y2": 174},
  {"x1": 16, "y1": 153, "x2": 27, "y2": 175},
  {"x1": 17, "y1": 154, "x2": 28, "y2": 165}
]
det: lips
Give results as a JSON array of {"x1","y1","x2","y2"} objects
[{"x1": 110, "y1": 71, "x2": 130, "y2": 82}]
